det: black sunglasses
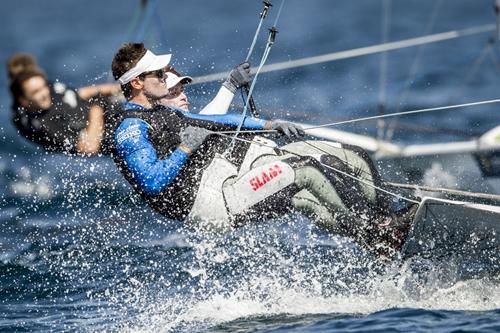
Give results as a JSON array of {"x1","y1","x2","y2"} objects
[{"x1": 138, "y1": 69, "x2": 165, "y2": 80}]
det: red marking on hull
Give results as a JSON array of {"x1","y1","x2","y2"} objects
[{"x1": 249, "y1": 164, "x2": 283, "y2": 191}]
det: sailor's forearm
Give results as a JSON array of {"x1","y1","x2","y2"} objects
[
  {"x1": 78, "y1": 83, "x2": 122, "y2": 100},
  {"x1": 178, "y1": 144, "x2": 193, "y2": 155},
  {"x1": 77, "y1": 105, "x2": 104, "y2": 155},
  {"x1": 183, "y1": 112, "x2": 267, "y2": 130},
  {"x1": 199, "y1": 86, "x2": 234, "y2": 115},
  {"x1": 127, "y1": 148, "x2": 190, "y2": 195}
]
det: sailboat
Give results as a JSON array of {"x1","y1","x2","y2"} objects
[{"x1": 127, "y1": 0, "x2": 500, "y2": 262}]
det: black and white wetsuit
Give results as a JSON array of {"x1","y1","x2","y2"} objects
[
  {"x1": 113, "y1": 103, "x2": 416, "y2": 254},
  {"x1": 113, "y1": 102, "x2": 266, "y2": 220},
  {"x1": 12, "y1": 81, "x2": 116, "y2": 154}
]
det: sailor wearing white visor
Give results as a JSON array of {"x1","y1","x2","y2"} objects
[
  {"x1": 113, "y1": 45, "x2": 172, "y2": 109},
  {"x1": 199, "y1": 62, "x2": 251, "y2": 115},
  {"x1": 117, "y1": 49, "x2": 171, "y2": 85},
  {"x1": 111, "y1": 43, "x2": 417, "y2": 257},
  {"x1": 160, "y1": 63, "x2": 252, "y2": 115},
  {"x1": 161, "y1": 69, "x2": 193, "y2": 111}
]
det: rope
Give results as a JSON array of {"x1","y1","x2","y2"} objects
[
  {"x1": 227, "y1": 1, "x2": 285, "y2": 153},
  {"x1": 395, "y1": 0, "x2": 443, "y2": 112},
  {"x1": 298, "y1": 140, "x2": 421, "y2": 204},
  {"x1": 386, "y1": 182, "x2": 500, "y2": 202},
  {"x1": 377, "y1": 0, "x2": 391, "y2": 141},
  {"x1": 240, "y1": 1, "x2": 274, "y2": 116},
  {"x1": 214, "y1": 130, "x2": 500, "y2": 205},
  {"x1": 272, "y1": 0, "x2": 285, "y2": 27},
  {"x1": 134, "y1": 0, "x2": 157, "y2": 41},
  {"x1": 229, "y1": 105, "x2": 483, "y2": 138},
  {"x1": 227, "y1": 34, "x2": 275, "y2": 152},
  {"x1": 153, "y1": 5, "x2": 169, "y2": 50},
  {"x1": 302, "y1": 98, "x2": 500, "y2": 131},
  {"x1": 216, "y1": 97, "x2": 500, "y2": 135},
  {"x1": 386, "y1": 0, "x2": 444, "y2": 141},
  {"x1": 245, "y1": 17, "x2": 264, "y2": 62},
  {"x1": 192, "y1": 24, "x2": 496, "y2": 85},
  {"x1": 212, "y1": 131, "x2": 421, "y2": 205},
  {"x1": 245, "y1": 1, "x2": 271, "y2": 62}
]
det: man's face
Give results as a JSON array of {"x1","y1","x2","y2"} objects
[
  {"x1": 161, "y1": 83, "x2": 189, "y2": 112},
  {"x1": 21, "y1": 76, "x2": 52, "y2": 110},
  {"x1": 141, "y1": 69, "x2": 169, "y2": 103}
]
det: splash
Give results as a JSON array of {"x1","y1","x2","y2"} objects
[{"x1": 111, "y1": 218, "x2": 500, "y2": 333}]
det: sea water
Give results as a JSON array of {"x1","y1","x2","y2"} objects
[{"x1": 1, "y1": 0, "x2": 499, "y2": 332}]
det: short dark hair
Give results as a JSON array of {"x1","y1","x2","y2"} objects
[
  {"x1": 9, "y1": 68, "x2": 47, "y2": 105},
  {"x1": 111, "y1": 43, "x2": 147, "y2": 99}
]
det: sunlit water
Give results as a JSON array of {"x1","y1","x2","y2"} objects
[{"x1": 1, "y1": 0, "x2": 500, "y2": 332}]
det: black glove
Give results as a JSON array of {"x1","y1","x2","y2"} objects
[
  {"x1": 222, "y1": 62, "x2": 251, "y2": 93},
  {"x1": 179, "y1": 126, "x2": 212, "y2": 152},
  {"x1": 269, "y1": 120, "x2": 305, "y2": 138}
]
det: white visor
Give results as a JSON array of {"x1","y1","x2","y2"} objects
[
  {"x1": 166, "y1": 72, "x2": 193, "y2": 89},
  {"x1": 118, "y1": 50, "x2": 172, "y2": 84}
]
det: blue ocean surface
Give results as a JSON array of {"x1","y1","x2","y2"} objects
[{"x1": 1, "y1": 0, "x2": 499, "y2": 332}]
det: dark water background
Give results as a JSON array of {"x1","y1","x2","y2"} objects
[{"x1": 1, "y1": 1, "x2": 500, "y2": 332}]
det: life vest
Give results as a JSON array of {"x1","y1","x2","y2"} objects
[
  {"x1": 12, "y1": 82, "x2": 119, "y2": 155},
  {"x1": 111, "y1": 104, "x2": 252, "y2": 220},
  {"x1": 12, "y1": 83, "x2": 89, "y2": 153}
]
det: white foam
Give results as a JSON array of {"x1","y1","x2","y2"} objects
[{"x1": 112, "y1": 223, "x2": 500, "y2": 333}]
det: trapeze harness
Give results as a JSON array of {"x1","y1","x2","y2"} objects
[
  {"x1": 113, "y1": 103, "x2": 414, "y2": 252},
  {"x1": 13, "y1": 82, "x2": 117, "y2": 154}
]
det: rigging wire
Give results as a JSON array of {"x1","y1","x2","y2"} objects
[
  {"x1": 226, "y1": 0, "x2": 285, "y2": 153},
  {"x1": 395, "y1": 0, "x2": 443, "y2": 111},
  {"x1": 229, "y1": 105, "x2": 483, "y2": 137},
  {"x1": 153, "y1": 5, "x2": 169, "y2": 51},
  {"x1": 215, "y1": 97, "x2": 500, "y2": 135},
  {"x1": 241, "y1": 1, "x2": 274, "y2": 117},
  {"x1": 299, "y1": 139, "x2": 500, "y2": 204},
  {"x1": 107, "y1": 1, "x2": 147, "y2": 82},
  {"x1": 496, "y1": 0, "x2": 500, "y2": 43},
  {"x1": 192, "y1": 24, "x2": 496, "y2": 85},
  {"x1": 301, "y1": 97, "x2": 500, "y2": 131},
  {"x1": 134, "y1": 0, "x2": 157, "y2": 41},
  {"x1": 450, "y1": 48, "x2": 499, "y2": 104},
  {"x1": 123, "y1": 1, "x2": 147, "y2": 43},
  {"x1": 272, "y1": 0, "x2": 285, "y2": 27},
  {"x1": 386, "y1": 182, "x2": 500, "y2": 202},
  {"x1": 226, "y1": 27, "x2": 278, "y2": 152},
  {"x1": 386, "y1": 0, "x2": 444, "y2": 141},
  {"x1": 464, "y1": 41, "x2": 496, "y2": 83},
  {"x1": 213, "y1": 130, "x2": 421, "y2": 205},
  {"x1": 208, "y1": 4, "x2": 497, "y2": 206},
  {"x1": 245, "y1": 1, "x2": 273, "y2": 62},
  {"x1": 448, "y1": 3, "x2": 500, "y2": 104},
  {"x1": 377, "y1": 0, "x2": 392, "y2": 141},
  {"x1": 117, "y1": 2, "x2": 498, "y2": 208},
  {"x1": 211, "y1": 125, "x2": 500, "y2": 206}
]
